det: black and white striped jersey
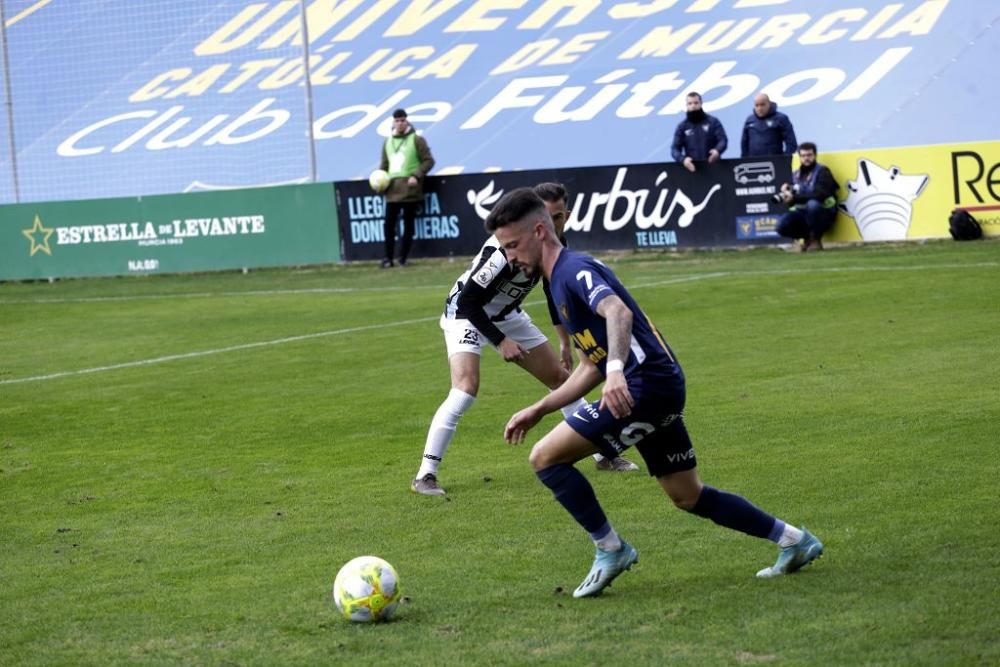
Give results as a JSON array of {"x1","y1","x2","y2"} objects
[{"x1": 443, "y1": 235, "x2": 540, "y2": 346}]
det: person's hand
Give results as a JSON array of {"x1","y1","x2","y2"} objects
[
  {"x1": 505, "y1": 406, "x2": 543, "y2": 444},
  {"x1": 559, "y1": 343, "x2": 574, "y2": 373},
  {"x1": 707, "y1": 149, "x2": 720, "y2": 164},
  {"x1": 683, "y1": 157, "x2": 696, "y2": 173},
  {"x1": 407, "y1": 176, "x2": 418, "y2": 186},
  {"x1": 599, "y1": 369, "x2": 634, "y2": 418},
  {"x1": 498, "y1": 338, "x2": 527, "y2": 362},
  {"x1": 779, "y1": 183, "x2": 794, "y2": 204}
]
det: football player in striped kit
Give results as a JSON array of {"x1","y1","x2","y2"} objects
[{"x1": 411, "y1": 184, "x2": 637, "y2": 496}]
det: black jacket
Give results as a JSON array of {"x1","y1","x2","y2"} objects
[
  {"x1": 791, "y1": 164, "x2": 839, "y2": 206},
  {"x1": 671, "y1": 114, "x2": 728, "y2": 162}
]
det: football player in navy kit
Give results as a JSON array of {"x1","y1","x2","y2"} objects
[
  {"x1": 486, "y1": 187, "x2": 824, "y2": 597},
  {"x1": 536, "y1": 183, "x2": 639, "y2": 473},
  {"x1": 411, "y1": 184, "x2": 637, "y2": 497}
]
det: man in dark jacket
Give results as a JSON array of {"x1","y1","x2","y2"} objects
[
  {"x1": 741, "y1": 93, "x2": 797, "y2": 157},
  {"x1": 379, "y1": 108, "x2": 435, "y2": 268},
  {"x1": 671, "y1": 92, "x2": 727, "y2": 172},
  {"x1": 776, "y1": 142, "x2": 839, "y2": 251}
]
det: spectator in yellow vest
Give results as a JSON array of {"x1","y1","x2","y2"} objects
[{"x1": 379, "y1": 108, "x2": 435, "y2": 268}]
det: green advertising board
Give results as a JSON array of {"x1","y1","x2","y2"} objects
[{"x1": 0, "y1": 184, "x2": 340, "y2": 280}]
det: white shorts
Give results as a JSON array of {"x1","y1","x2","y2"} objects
[{"x1": 440, "y1": 311, "x2": 549, "y2": 357}]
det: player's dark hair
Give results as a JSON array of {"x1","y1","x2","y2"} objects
[
  {"x1": 798, "y1": 141, "x2": 817, "y2": 153},
  {"x1": 484, "y1": 187, "x2": 546, "y2": 231},
  {"x1": 686, "y1": 91, "x2": 702, "y2": 101},
  {"x1": 533, "y1": 182, "x2": 567, "y2": 204}
]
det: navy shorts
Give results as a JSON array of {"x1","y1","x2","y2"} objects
[{"x1": 566, "y1": 374, "x2": 696, "y2": 477}]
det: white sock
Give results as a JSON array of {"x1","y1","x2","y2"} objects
[
  {"x1": 595, "y1": 527, "x2": 622, "y2": 552},
  {"x1": 417, "y1": 388, "x2": 475, "y2": 478},
  {"x1": 778, "y1": 523, "x2": 804, "y2": 548}
]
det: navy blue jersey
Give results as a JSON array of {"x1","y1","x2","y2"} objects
[{"x1": 548, "y1": 250, "x2": 683, "y2": 381}]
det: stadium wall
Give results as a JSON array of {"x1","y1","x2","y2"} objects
[
  {"x1": 5, "y1": 138, "x2": 996, "y2": 281},
  {"x1": 338, "y1": 140, "x2": 1000, "y2": 262},
  {"x1": 823, "y1": 140, "x2": 1000, "y2": 242},
  {"x1": 1, "y1": 183, "x2": 340, "y2": 280},
  {"x1": 337, "y1": 156, "x2": 796, "y2": 260}
]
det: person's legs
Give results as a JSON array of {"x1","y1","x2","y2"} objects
[
  {"x1": 633, "y1": 395, "x2": 824, "y2": 578},
  {"x1": 412, "y1": 352, "x2": 479, "y2": 495},
  {"x1": 515, "y1": 339, "x2": 568, "y2": 389},
  {"x1": 776, "y1": 209, "x2": 809, "y2": 246},
  {"x1": 529, "y1": 422, "x2": 604, "y2": 530},
  {"x1": 658, "y1": 468, "x2": 778, "y2": 538},
  {"x1": 383, "y1": 201, "x2": 402, "y2": 266},
  {"x1": 803, "y1": 200, "x2": 835, "y2": 250},
  {"x1": 504, "y1": 319, "x2": 588, "y2": 422},
  {"x1": 397, "y1": 202, "x2": 418, "y2": 265},
  {"x1": 515, "y1": 339, "x2": 639, "y2": 472},
  {"x1": 655, "y1": 468, "x2": 823, "y2": 577},
  {"x1": 413, "y1": 317, "x2": 487, "y2": 496},
  {"x1": 529, "y1": 423, "x2": 638, "y2": 597}
]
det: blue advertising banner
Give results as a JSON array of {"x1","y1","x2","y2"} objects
[
  {"x1": 3, "y1": 1, "x2": 997, "y2": 203},
  {"x1": 335, "y1": 156, "x2": 793, "y2": 260}
]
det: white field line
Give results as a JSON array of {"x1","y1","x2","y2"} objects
[
  {"x1": 1, "y1": 261, "x2": 996, "y2": 386},
  {"x1": 1, "y1": 261, "x2": 994, "y2": 305},
  {"x1": 0, "y1": 316, "x2": 439, "y2": 386},
  {"x1": 0, "y1": 285, "x2": 444, "y2": 305},
  {"x1": 627, "y1": 261, "x2": 998, "y2": 289}
]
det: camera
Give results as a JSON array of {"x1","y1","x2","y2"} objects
[{"x1": 771, "y1": 183, "x2": 799, "y2": 204}]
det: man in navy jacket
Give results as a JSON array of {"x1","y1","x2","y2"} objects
[
  {"x1": 741, "y1": 93, "x2": 797, "y2": 157},
  {"x1": 671, "y1": 92, "x2": 728, "y2": 172}
]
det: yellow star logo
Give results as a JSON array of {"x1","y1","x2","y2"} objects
[{"x1": 22, "y1": 215, "x2": 54, "y2": 256}]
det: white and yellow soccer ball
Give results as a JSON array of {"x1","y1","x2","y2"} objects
[
  {"x1": 333, "y1": 556, "x2": 401, "y2": 622},
  {"x1": 368, "y1": 169, "x2": 390, "y2": 194}
]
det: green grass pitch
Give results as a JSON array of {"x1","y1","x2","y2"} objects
[{"x1": 2, "y1": 240, "x2": 998, "y2": 665}]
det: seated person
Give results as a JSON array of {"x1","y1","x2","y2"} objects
[{"x1": 776, "y1": 142, "x2": 840, "y2": 251}]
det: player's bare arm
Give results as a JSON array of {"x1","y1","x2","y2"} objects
[
  {"x1": 595, "y1": 295, "x2": 635, "y2": 419},
  {"x1": 554, "y1": 323, "x2": 574, "y2": 371},
  {"x1": 542, "y1": 279, "x2": 574, "y2": 372},
  {"x1": 504, "y1": 356, "x2": 603, "y2": 444}
]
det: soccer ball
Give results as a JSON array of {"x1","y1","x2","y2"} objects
[
  {"x1": 368, "y1": 169, "x2": 390, "y2": 193},
  {"x1": 332, "y1": 556, "x2": 401, "y2": 622}
]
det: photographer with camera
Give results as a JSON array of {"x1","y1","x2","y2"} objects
[{"x1": 775, "y1": 142, "x2": 840, "y2": 252}]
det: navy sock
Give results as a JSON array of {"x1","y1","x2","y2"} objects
[
  {"x1": 536, "y1": 463, "x2": 608, "y2": 535},
  {"x1": 690, "y1": 485, "x2": 777, "y2": 540}
]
